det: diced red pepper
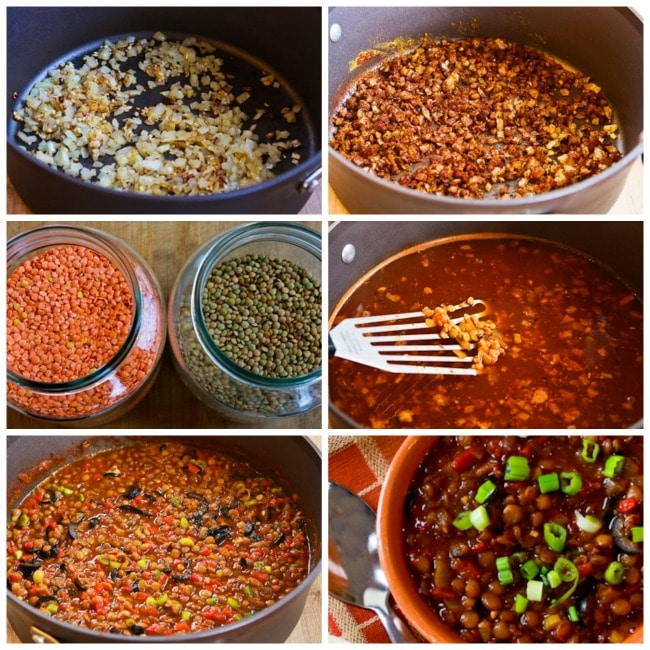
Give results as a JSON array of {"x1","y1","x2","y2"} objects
[
  {"x1": 577, "y1": 562, "x2": 594, "y2": 577},
  {"x1": 175, "y1": 621, "x2": 191, "y2": 633},
  {"x1": 452, "y1": 449, "x2": 477, "y2": 473},
  {"x1": 458, "y1": 560, "x2": 482, "y2": 581},
  {"x1": 618, "y1": 497, "x2": 639, "y2": 513},
  {"x1": 251, "y1": 570, "x2": 269, "y2": 582},
  {"x1": 471, "y1": 540, "x2": 489, "y2": 553},
  {"x1": 430, "y1": 587, "x2": 458, "y2": 600}
]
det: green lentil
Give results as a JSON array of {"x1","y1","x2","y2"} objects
[{"x1": 201, "y1": 254, "x2": 321, "y2": 379}]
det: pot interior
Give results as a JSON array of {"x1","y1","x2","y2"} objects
[{"x1": 329, "y1": 7, "x2": 642, "y2": 155}]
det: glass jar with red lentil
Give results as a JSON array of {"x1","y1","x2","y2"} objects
[
  {"x1": 168, "y1": 222, "x2": 322, "y2": 424},
  {"x1": 6, "y1": 224, "x2": 166, "y2": 425}
]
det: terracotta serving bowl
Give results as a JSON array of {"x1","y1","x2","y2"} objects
[{"x1": 377, "y1": 436, "x2": 643, "y2": 643}]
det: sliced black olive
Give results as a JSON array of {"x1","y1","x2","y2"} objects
[
  {"x1": 40, "y1": 489, "x2": 59, "y2": 505},
  {"x1": 118, "y1": 505, "x2": 152, "y2": 517},
  {"x1": 68, "y1": 523, "x2": 79, "y2": 540},
  {"x1": 103, "y1": 469, "x2": 121, "y2": 477},
  {"x1": 243, "y1": 522, "x2": 254, "y2": 536},
  {"x1": 610, "y1": 514, "x2": 640, "y2": 554},
  {"x1": 170, "y1": 558, "x2": 192, "y2": 582},
  {"x1": 272, "y1": 533, "x2": 285, "y2": 547},
  {"x1": 123, "y1": 485, "x2": 141, "y2": 500},
  {"x1": 239, "y1": 557, "x2": 248, "y2": 568},
  {"x1": 207, "y1": 525, "x2": 232, "y2": 546},
  {"x1": 109, "y1": 568, "x2": 119, "y2": 580},
  {"x1": 35, "y1": 595, "x2": 58, "y2": 608},
  {"x1": 74, "y1": 576, "x2": 89, "y2": 591},
  {"x1": 18, "y1": 560, "x2": 42, "y2": 577},
  {"x1": 35, "y1": 543, "x2": 59, "y2": 559},
  {"x1": 130, "y1": 624, "x2": 145, "y2": 636},
  {"x1": 88, "y1": 517, "x2": 100, "y2": 529}
]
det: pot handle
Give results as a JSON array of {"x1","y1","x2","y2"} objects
[
  {"x1": 29, "y1": 626, "x2": 60, "y2": 643},
  {"x1": 299, "y1": 167, "x2": 321, "y2": 193}
]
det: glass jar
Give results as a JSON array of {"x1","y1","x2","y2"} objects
[
  {"x1": 6, "y1": 225, "x2": 166, "y2": 425},
  {"x1": 168, "y1": 222, "x2": 322, "y2": 424}
]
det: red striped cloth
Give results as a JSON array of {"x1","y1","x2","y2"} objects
[{"x1": 328, "y1": 436, "x2": 408, "y2": 644}]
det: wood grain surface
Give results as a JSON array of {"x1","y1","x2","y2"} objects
[
  {"x1": 6, "y1": 436, "x2": 322, "y2": 644},
  {"x1": 6, "y1": 220, "x2": 323, "y2": 430},
  {"x1": 328, "y1": 156, "x2": 644, "y2": 214}
]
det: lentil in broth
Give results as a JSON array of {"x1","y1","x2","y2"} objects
[
  {"x1": 404, "y1": 435, "x2": 643, "y2": 642},
  {"x1": 329, "y1": 236, "x2": 643, "y2": 428},
  {"x1": 7, "y1": 441, "x2": 311, "y2": 636}
]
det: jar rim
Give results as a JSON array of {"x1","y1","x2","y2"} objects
[
  {"x1": 6, "y1": 224, "x2": 143, "y2": 393},
  {"x1": 191, "y1": 222, "x2": 322, "y2": 389}
]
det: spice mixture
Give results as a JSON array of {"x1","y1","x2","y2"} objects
[
  {"x1": 7, "y1": 441, "x2": 311, "y2": 636},
  {"x1": 330, "y1": 36, "x2": 622, "y2": 199},
  {"x1": 329, "y1": 236, "x2": 643, "y2": 428},
  {"x1": 13, "y1": 32, "x2": 303, "y2": 195},
  {"x1": 404, "y1": 436, "x2": 643, "y2": 642},
  {"x1": 202, "y1": 254, "x2": 321, "y2": 378}
]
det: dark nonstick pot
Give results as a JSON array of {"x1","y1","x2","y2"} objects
[
  {"x1": 7, "y1": 435, "x2": 322, "y2": 643},
  {"x1": 328, "y1": 220, "x2": 643, "y2": 427},
  {"x1": 328, "y1": 7, "x2": 643, "y2": 214},
  {"x1": 7, "y1": 7, "x2": 321, "y2": 214}
]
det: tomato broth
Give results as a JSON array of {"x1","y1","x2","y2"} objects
[{"x1": 329, "y1": 235, "x2": 643, "y2": 428}]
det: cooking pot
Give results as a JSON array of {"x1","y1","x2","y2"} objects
[
  {"x1": 328, "y1": 220, "x2": 643, "y2": 427},
  {"x1": 6, "y1": 435, "x2": 322, "y2": 643},
  {"x1": 7, "y1": 6, "x2": 321, "y2": 214},
  {"x1": 328, "y1": 7, "x2": 643, "y2": 214}
]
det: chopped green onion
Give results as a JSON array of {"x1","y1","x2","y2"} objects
[
  {"x1": 498, "y1": 569, "x2": 514, "y2": 585},
  {"x1": 520, "y1": 559, "x2": 540, "y2": 580},
  {"x1": 631, "y1": 526, "x2": 644, "y2": 543},
  {"x1": 581, "y1": 439, "x2": 599, "y2": 463},
  {"x1": 59, "y1": 485, "x2": 74, "y2": 495},
  {"x1": 45, "y1": 602, "x2": 59, "y2": 615},
  {"x1": 244, "y1": 585, "x2": 253, "y2": 597},
  {"x1": 514, "y1": 593, "x2": 528, "y2": 614},
  {"x1": 137, "y1": 558, "x2": 150, "y2": 570},
  {"x1": 560, "y1": 471, "x2": 582, "y2": 495},
  {"x1": 181, "y1": 610, "x2": 191, "y2": 621},
  {"x1": 476, "y1": 479, "x2": 497, "y2": 504},
  {"x1": 469, "y1": 504, "x2": 491, "y2": 531},
  {"x1": 527, "y1": 580, "x2": 545, "y2": 602},
  {"x1": 538, "y1": 472, "x2": 560, "y2": 493},
  {"x1": 504, "y1": 455, "x2": 530, "y2": 481},
  {"x1": 546, "y1": 569, "x2": 562, "y2": 589},
  {"x1": 17, "y1": 513, "x2": 30, "y2": 528},
  {"x1": 604, "y1": 560, "x2": 626, "y2": 585},
  {"x1": 452, "y1": 511, "x2": 473, "y2": 530},
  {"x1": 155, "y1": 593, "x2": 169, "y2": 606},
  {"x1": 554, "y1": 558, "x2": 578, "y2": 583},
  {"x1": 496, "y1": 556, "x2": 511, "y2": 572},
  {"x1": 227, "y1": 597, "x2": 240, "y2": 609},
  {"x1": 544, "y1": 522, "x2": 567, "y2": 552},
  {"x1": 568, "y1": 605, "x2": 580, "y2": 622},
  {"x1": 575, "y1": 511, "x2": 602, "y2": 534},
  {"x1": 603, "y1": 455, "x2": 625, "y2": 478}
]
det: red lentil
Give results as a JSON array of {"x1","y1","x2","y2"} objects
[
  {"x1": 6, "y1": 232, "x2": 165, "y2": 421},
  {"x1": 7, "y1": 245, "x2": 133, "y2": 382},
  {"x1": 7, "y1": 441, "x2": 311, "y2": 636}
]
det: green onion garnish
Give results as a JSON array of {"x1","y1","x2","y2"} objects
[
  {"x1": 544, "y1": 522, "x2": 567, "y2": 552},
  {"x1": 568, "y1": 605, "x2": 580, "y2": 622},
  {"x1": 631, "y1": 526, "x2": 644, "y2": 543},
  {"x1": 469, "y1": 504, "x2": 491, "y2": 531},
  {"x1": 604, "y1": 560, "x2": 626, "y2": 585},
  {"x1": 527, "y1": 580, "x2": 545, "y2": 602},
  {"x1": 554, "y1": 557, "x2": 578, "y2": 583},
  {"x1": 514, "y1": 593, "x2": 528, "y2": 614},
  {"x1": 504, "y1": 455, "x2": 530, "y2": 481},
  {"x1": 452, "y1": 511, "x2": 473, "y2": 530},
  {"x1": 581, "y1": 439, "x2": 600, "y2": 463},
  {"x1": 575, "y1": 511, "x2": 603, "y2": 534},
  {"x1": 603, "y1": 455, "x2": 625, "y2": 478},
  {"x1": 546, "y1": 569, "x2": 562, "y2": 589},
  {"x1": 520, "y1": 559, "x2": 540, "y2": 580},
  {"x1": 496, "y1": 556, "x2": 511, "y2": 572},
  {"x1": 476, "y1": 479, "x2": 497, "y2": 504},
  {"x1": 538, "y1": 472, "x2": 560, "y2": 493},
  {"x1": 498, "y1": 569, "x2": 514, "y2": 585},
  {"x1": 559, "y1": 471, "x2": 582, "y2": 495}
]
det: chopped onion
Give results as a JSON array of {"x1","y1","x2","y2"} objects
[{"x1": 575, "y1": 510, "x2": 603, "y2": 533}]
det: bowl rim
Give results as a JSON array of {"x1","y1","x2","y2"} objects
[{"x1": 376, "y1": 435, "x2": 643, "y2": 643}]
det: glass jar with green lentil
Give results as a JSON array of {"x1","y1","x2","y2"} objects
[
  {"x1": 168, "y1": 222, "x2": 322, "y2": 423},
  {"x1": 6, "y1": 225, "x2": 166, "y2": 425}
]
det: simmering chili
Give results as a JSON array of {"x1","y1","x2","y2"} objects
[
  {"x1": 329, "y1": 235, "x2": 643, "y2": 428},
  {"x1": 7, "y1": 441, "x2": 311, "y2": 636},
  {"x1": 404, "y1": 435, "x2": 643, "y2": 642}
]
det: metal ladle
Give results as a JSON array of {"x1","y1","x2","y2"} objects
[{"x1": 328, "y1": 481, "x2": 418, "y2": 643}]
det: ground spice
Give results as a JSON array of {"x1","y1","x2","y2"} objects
[{"x1": 7, "y1": 241, "x2": 164, "y2": 421}]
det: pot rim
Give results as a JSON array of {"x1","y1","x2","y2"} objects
[
  {"x1": 6, "y1": 434, "x2": 322, "y2": 642},
  {"x1": 329, "y1": 141, "x2": 642, "y2": 210}
]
